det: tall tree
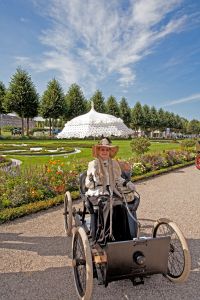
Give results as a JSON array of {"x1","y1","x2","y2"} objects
[
  {"x1": 174, "y1": 114, "x2": 183, "y2": 133},
  {"x1": 187, "y1": 119, "x2": 200, "y2": 135},
  {"x1": 142, "y1": 104, "x2": 151, "y2": 135},
  {"x1": 131, "y1": 101, "x2": 144, "y2": 134},
  {"x1": 180, "y1": 117, "x2": 189, "y2": 135},
  {"x1": 164, "y1": 111, "x2": 173, "y2": 129},
  {"x1": 157, "y1": 108, "x2": 167, "y2": 132},
  {"x1": 0, "y1": 81, "x2": 6, "y2": 136},
  {"x1": 90, "y1": 90, "x2": 106, "y2": 113},
  {"x1": 119, "y1": 97, "x2": 131, "y2": 127},
  {"x1": 40, "y1": 78, "x2": 65, "y2": 136},
  {"x1": 169, "y1": 112, "x2": 177, "y2": 132},
  {"x1": 106, "y1": 95, "x2": 120, "y2": 117},
  {"x1": 4, "y1": 68, "x2": 39, "y2": 135},
  {"x1": 149, "y1": 106, "x2": 158, "y2": 132},
  {"x1": 65, "y1": 83, "x2": 87, "y2": 120}
]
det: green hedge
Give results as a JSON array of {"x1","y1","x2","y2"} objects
[{"x1": 0, "y1": 190, "x2": 79, "y2": 224}]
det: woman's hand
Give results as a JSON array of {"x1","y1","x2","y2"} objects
[{"x1": 126, "y1": 181, "x2": 136, "y2": 192}]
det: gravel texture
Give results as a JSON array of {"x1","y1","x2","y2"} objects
[{"x1": 0, "y1": 165, "x2": 199, "y2": 300}]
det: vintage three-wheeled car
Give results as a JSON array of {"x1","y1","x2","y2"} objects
[{"x1": 63, "y1": 172, "x2": 191, "y2": 300}]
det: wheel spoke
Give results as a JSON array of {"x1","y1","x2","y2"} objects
[
  {"x1": 72, "y1": 227, "x2": 93, "y2": 299},
  {"x1": 64, "y1": 192, "x2": 72, "y2": 236},
  {"x1": 73, "y1": 233, "x2": 87, "y2": 295},
  {"x1": 153, "y1": 221, "x2": 189, "y2": 280}
]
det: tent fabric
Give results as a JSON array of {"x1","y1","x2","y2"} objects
[{"x1": 57, "y1": 106, "x2": 133, "y2": 138}]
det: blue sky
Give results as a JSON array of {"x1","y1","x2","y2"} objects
[{"x1": 0, "y1": 0, "x2": 200, "y2": 120}]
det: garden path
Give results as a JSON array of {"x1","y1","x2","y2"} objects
[{"x1": 0, "y1": 165, "x2": 199, "y2": 300}]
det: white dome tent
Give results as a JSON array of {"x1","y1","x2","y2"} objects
[{"x1": 57, "y1": 103, "x2": 133, "y2": 139}]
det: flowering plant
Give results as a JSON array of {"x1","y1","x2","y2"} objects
[
  {"x1": 132, "y1": 162, "x2": 146, "y2": 175},
  {"x1": 45, "y1": 160, "x2": 66, "y2": 192}
]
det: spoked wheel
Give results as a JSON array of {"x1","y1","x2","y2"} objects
[
  {"x1": 63, "y1": 191, "x2": 72, "y2": 236},
  {"x1": 72, "y1": 227, "x2": 93, "y2": 300},
  {"x1": 153, "y1": 218, "x2": 191, "y2": 283}
]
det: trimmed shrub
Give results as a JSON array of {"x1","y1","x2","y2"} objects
[{"x1": 130, "y1": 137, "x2": 151, "y2": 156}]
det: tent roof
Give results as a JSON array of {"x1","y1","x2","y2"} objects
[{"x1": 57, "y1": 104, "x2": 133, "y2": 138}]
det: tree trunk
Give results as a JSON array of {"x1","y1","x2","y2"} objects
[
  {"x1": 49, "y1": 118, "x2": 52, "y2": 136},
  {"x1": 26, "y1": 118, "x2": 29, "y2": 136},
  {"x1": 21, "y1": 116, "x2": 24, "y2": 136},
  {"x1": 52, "y1": 118, "x2": 54, "y2": 135}
]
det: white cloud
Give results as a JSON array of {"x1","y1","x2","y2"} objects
[
  {"x1": 20, "y1": 0, "x2": 188, "y2": 91},
  {"x1": 163, "y1": 93, "x2": 200, "y2": 106},
  {"x1": 131, "y1": 0, "x2": 182, "y2": 26}
]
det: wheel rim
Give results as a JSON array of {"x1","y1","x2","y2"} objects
[
  {"x1": 64, "y1": 197, "x2": 69, "y2": 231},
  {"x1": 195, "y1": 155, "x2": 200, "y2": 169},
  {"x1": 64, "y1": 192, "x2": 72, "y2": 236},
  {"x1": 73, "y1": 231, "x2": 87, "y2": 297},
  {"x1": 154, "y1": 223, "x2": 185, "y2": 278}
]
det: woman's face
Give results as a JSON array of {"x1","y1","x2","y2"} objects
[{"x1": 98, "y1": 146, "x2": 110, "y2": 160}]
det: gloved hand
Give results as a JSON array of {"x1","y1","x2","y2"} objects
[{"x1": 126, "y1": 181, "x2": 136, "y2": 192}]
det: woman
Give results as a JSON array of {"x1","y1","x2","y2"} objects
[{"x1": 85, "y1": 137, "x2": 139, "y2": 240}]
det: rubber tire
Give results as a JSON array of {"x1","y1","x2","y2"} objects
[
  {"x1": 64, "y1": 191, "x2": 72, "y2": 236},
  {"x1": 72, "y1": 227, "x2": 93, "y2": 300},
  {"x1": 153, "y1": 218, "x2": 191, "y2": 283},
  {"x1": 195, "y1": 154, "x2": 200, "y2": 170}
]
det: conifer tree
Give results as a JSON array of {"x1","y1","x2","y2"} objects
[
  {"x1": 40, "y1": 78, "x2": 65, "y2": 135},
  {"x1": 106, "y1": 95, "x2": 120, "y2": 117},
  {"x1": 131, "y1": 101, "x2": 144, "y2": 134},
  {"x1": 119, "y1": 97, "x2": 131, "y2": 127},
  {"x1": 142, "y1": 104, "x2": 151, "y2": 135},
  {"x1": 90, "y1": 90, "x2": 106, "y2": 112},
  {"x1": 65, "y1": 83, "x2": 87, "y2": 120},
  {"x1": 0, "y1": 81, "x2": 6, "y2": 136},
  {"x1": 4, "y1": 68, "x2": 39, "y2": 135},
  {"x1": 149, "y1": 106, "x2": 158, "y2": 132}
]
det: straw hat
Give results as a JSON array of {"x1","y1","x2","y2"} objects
[{"x1": 92, "y1": 137, "x2": 119, "y2": 158}]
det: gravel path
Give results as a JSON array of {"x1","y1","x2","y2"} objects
[{"x1": 0, "y1": 165, "x2": 199, "y2": 300}]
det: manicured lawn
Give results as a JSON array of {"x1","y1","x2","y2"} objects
[{"x1": 0, "y1": 138, "x2": 181, "y2": 168}]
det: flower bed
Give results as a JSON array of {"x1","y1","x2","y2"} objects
[
  {"x1": 0, "y1": 149, "x2": 196, "y2": 223},
  {"x1": 0, "y1": 156, "x2": 12, "y2": 168},
  {"x1": 129, "y1": 149, "x2": 195, "y2": 176},
  {"x1": 0, "y1": 158, "x2": 88, "y2": 210}
]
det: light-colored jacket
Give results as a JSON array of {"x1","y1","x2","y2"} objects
[{"x1": 85, "y1": 158, "x2": 125, "y2": 196}]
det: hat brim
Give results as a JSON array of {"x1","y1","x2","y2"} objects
[{"x1": 92, "y1": 145, "x2": 119, "y2": 158}]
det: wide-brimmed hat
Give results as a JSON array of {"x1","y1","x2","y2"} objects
[{"x1": 92, "y1": 137, "x2": 119, "y2": 158}]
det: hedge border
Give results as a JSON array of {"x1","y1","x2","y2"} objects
[
  {"x1": 0, "y1": 160, "x2": 195, "y2": 224},
  {"x1": 0, "y1": 190, "x2": 79, "y2": 224},
  {"x1": 132, "y1": 160, "x2": 195, "y2": 182}
]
